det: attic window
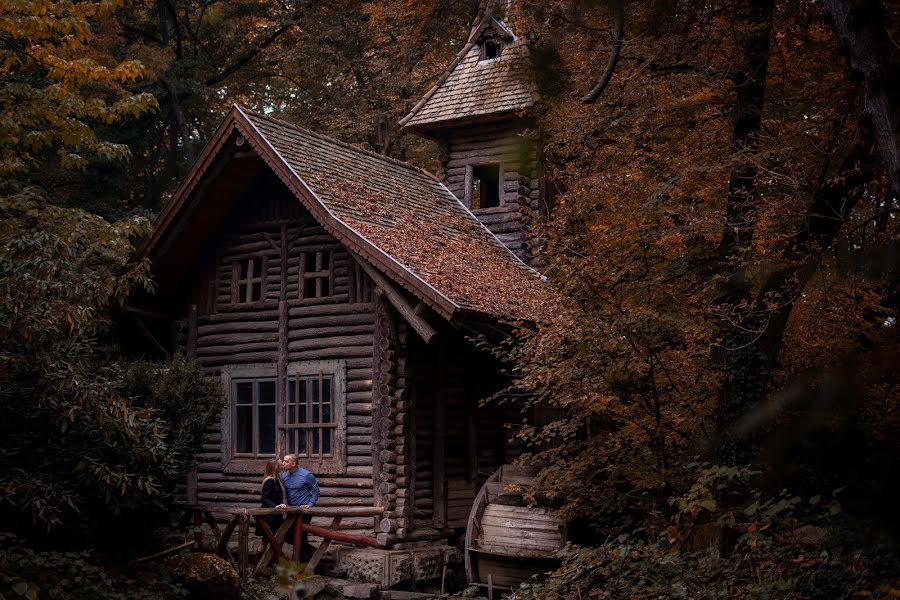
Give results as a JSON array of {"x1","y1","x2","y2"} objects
[
  {"x1": 300, "y1": 250, "x2": 332, "y2": 299},
  {"x1": 232, "y1": 257, "x2": 266, "y2": 304},
  {"x1": 481, "y1": 40, "x2": 503, "y2": 60},
  {"x1": 467, "y1": 164, "x2": 501, "y2": 209}
]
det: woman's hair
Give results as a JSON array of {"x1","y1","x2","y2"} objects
[{"x1": 262, "y1": 458, "x2": 281, "y2": 482}]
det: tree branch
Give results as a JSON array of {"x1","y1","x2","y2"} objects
[
  {"x1": 204, "y1": 17, "x2": 301, "y2": 87},
  {"x1": 581, "y1": 0, "x2": 624, "y2": 103}
]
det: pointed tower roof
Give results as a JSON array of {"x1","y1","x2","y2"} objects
[{"x1": 399, "y1": 8, "x2": 538, "y2": 134}]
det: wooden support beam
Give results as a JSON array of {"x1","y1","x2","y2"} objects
[
  {"x1": 254, "y1": 518, "x2": 294, "y2": 576},
  {"x1": 253, "y1": 516, "x2": 284, "y2": 561},
  {"x1": 216, "y1": 514, "x2": 241, "y2": 557},
  {"x1": 351, "y1": 254, "x2": 438, "y2": 344},
  {"x1": 202, "y1": 511, "x2": 222, "y2": 548},
  {"x1": 307, "y1": 516, "x2": 342, "y2": 571},
  {"x1": 238, "y1": 514, "x2": 250, "y2": 575},
  {"x1": 193, "y1": 510, "x2": 203, "y2": 549},
  {"x1": 293, "y1": 515, "x2": 303, "y2": 562},
  {"x1": 134, "y1": 317, "x2": 170, "y2": 358},
  {"x1": 187, "y1": 304, "x2": 198, "y2": 359}
]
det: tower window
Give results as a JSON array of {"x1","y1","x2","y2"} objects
[
  {"x1": 482, "y1": 40, "x2": 503, "y2": 60},
  {"x1": 467, "y1": 164, "x2": 501, "y2": 209}
]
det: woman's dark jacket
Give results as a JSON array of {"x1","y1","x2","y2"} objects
[{"x1": 255, "y1": 478, "x2": 284, "y2": 537}]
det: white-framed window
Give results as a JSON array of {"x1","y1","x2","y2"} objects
[{"x1": 220, "y1": 361, "x2": 345, "y2": 474}]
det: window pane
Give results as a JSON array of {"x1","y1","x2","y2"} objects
[
  {"x1": 321, "y1": 251, "x2": 330, "y2": 270},
  {"x1": 235, "y1": 381, "x2": 253, "y2": 405},
  {"x1": 239, "y1": 283, "x2": 248, "y2": 303},
  {"x1": 258, "y1": 404, "x2": 276, "y2": 455},
  {"x1": 251, "y1": 281, "x2": 261, "y2": 301},
  {"x1": 259, "y1": 380, "x2": 276, "y2": 405},
  {"x1": 323, "y1": 429, "x2": 332, "y2": 454},
  {"x1": 299, "y1": 429, "x2": 307, "y2": 455},
  {"x1": 235, "y1": 405, "x2": 253, "y2": 453},
  {"x1": 320, "y1": 277, "x2": 330, "y2": 296},
  {"x1": 305, "y1": 252, "x2": 316, "y2": 272},
  {"x1": 312, "y1": 428, "x2": 320, "y2": 455},
  {"x1": 304, "y1": 278, "x2": 317, "y2": 298},
  {"x1": 323, "y1": 377, "x2": 331, "y2": 403},
  {"x1": 312, "y1": 378, "x2": 319, "y2": 404},
  {"x1": 287, "y1": 379, "x2": 296, "y2": 411},
  {"x1": 322, "y1": 403, "x2": 331, "y2": 423}
]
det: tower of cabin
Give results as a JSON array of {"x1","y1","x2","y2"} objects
[{"x1": 400, "y1": 3, "x2": 543, "y2": 266}]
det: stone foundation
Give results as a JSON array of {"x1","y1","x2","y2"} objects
[{"x1": 327, "y1": 546, "x2": 459, "y2": 588}]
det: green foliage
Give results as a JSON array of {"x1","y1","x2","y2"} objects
[
  {"x1": 0, "y1": 0, "x2": 157, "y2": 177},
  {"x1": 505, "y1": 467, "x2": 899, "y2": 599},
  {"x1": 0, "y1": 533, "x2": 187, "y2": 600},
  {"x1": 0, "y1": 191, "x2": 223, "y2": 533}
]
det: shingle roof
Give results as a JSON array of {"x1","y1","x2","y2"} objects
[
  {"x1": 137, "y1": 106, "x2": 552, "y2": 323},
  {"x1": 400, "y1": 18, "x2": 537, "y2": 131}
]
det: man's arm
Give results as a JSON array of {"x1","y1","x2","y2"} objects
[{"x1": 306, "y1": 472, "x2": 320, "y2": 507}]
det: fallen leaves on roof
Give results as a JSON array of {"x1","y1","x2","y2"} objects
[{"x1": 243, "y1": 109, "x2": 553, "y2": 322}]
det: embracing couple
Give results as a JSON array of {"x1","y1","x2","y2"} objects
[{"x1": 256, "y1": 454, "x2": 320, "y2": 562}]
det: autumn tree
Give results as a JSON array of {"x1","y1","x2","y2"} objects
[
  {"x1": 0, "y1": 0, "x2": 222, "y2": 540},
  {"x1": 505, "y1": 0, "x2": 898, "y2": 524}
]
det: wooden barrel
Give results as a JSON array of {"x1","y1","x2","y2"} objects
[{"x1": 465, "y1": 465, "x2": 565, "y2": 592}]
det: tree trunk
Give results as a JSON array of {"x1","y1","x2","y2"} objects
[
  {"x1": 713, "y1": 0, "x2": 775, "y2": 465},
  {"x1": 824, "y1": 0, "x2": 900, "y2": 199}
]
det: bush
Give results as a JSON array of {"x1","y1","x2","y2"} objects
[{"x1": 0, "y1": 533, "x2": 187, "y2": 600}]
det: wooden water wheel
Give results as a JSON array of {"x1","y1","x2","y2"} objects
[{"x1": 465, "y1": 465, "x2": 565, "y2": 593}]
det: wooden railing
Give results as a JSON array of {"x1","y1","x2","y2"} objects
[{"x1": 177, "y1": 504, "x2": 385, "y2": 577}]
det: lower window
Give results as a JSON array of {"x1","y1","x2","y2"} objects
[
  {"x1": 222, "y1": 361, "x2": 345, "y2": 473},
  {"x1": 233, "y1": 377, "x2": 276, "y2": 457}
]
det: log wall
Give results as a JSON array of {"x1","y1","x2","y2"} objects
[
  {"x1": 438, "y1": 121, "x2": 543, "y2": 265},
  {"x1": 408, "y1": 334, "x2": 505, "y2": 541},
  {"x1": 176, "y1": 184, "x2": 378, "y2": 534}
]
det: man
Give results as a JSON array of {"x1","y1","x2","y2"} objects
[{"x1": 280, "y1": 454, "x2": 320, "y2": 561}]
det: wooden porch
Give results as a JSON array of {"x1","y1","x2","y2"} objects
[{"x1": 180, "y1": 504, "x2": 385, "y2": 577}]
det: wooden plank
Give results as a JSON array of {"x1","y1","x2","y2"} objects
[
  {"x1": 238, "y1": 514, "x2": 250, "y2": 575},
  {"x1": 480, "y1": 525, "x2": 563, "y2": 543}
]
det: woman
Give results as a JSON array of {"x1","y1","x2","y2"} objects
[{"x1": 255, "y1": 459, "x2": 286, "y2": 552}]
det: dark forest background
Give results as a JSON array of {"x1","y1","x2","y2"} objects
[{"x1": 1, "y1": 0, "x2": 898, "y2": 598}]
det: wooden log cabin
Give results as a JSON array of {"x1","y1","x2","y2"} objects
[{"x1": 129, "y1": 3, "x2": 551, "y2": 588}]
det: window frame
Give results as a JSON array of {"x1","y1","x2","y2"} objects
[
  {"x1": 464, "y1": 163, "x2": 503, "y2": 209},
  {"x1": 231, "y1": 256, "x2": 267, "y2": 304},
  {"x1": 220, "y1": 361, "x2": 346, "y2": 475},
  {"x1": 283, "y1": 360, "x2": 346, "y2": 474},
  {"x1": 298, "y1": 249, "x2": 334, "y2": 300},
  {"x1": 480, "y1": 39, "x2": 504, "y2": 62},
  {"x1": 231, "y1": 376, "x2": 277, "y2": 458}
]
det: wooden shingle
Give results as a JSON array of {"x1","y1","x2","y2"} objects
[{"x1": 400, "y1": 18, "x2": 538, "y2": 132}]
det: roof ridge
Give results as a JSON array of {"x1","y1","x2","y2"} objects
[{"x1": 237, "y1": 106, "x2": 440, "y2": 183}]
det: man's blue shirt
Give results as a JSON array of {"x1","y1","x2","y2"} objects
[{"x1": 281, "y1": 467, "x2": 320, "y2": 507}]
